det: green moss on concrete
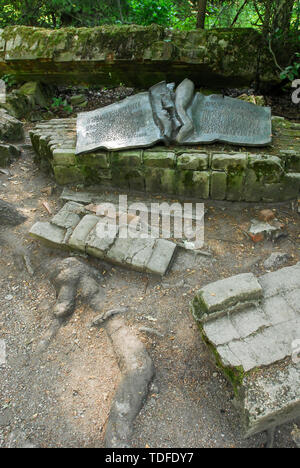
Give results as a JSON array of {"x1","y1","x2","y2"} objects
[{"x1": 196, "y1": 321, "x2": 245, "y2": 396}]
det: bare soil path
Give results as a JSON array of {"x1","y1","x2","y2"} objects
[{"x1": 0, "y1": 129, "x2": 299, "y2": 448}]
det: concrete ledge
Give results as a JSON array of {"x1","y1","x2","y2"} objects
[{"x1": 0, "y1": 26, "x2": 289, "y2": 90}]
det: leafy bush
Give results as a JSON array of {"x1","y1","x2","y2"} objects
[
  {"x1": 280, "y1": 53, "x2": 300, "y2": 82},
  {"x1": 128, "y1": 0, "x2": 177, "y2": 27}
]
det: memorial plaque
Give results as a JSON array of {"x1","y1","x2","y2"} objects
[
  {"x1": 76, "y1": 79, "x2": 272, "y2": 155},
  {"x1": 184, "y1": 93, "x2": 271, "y2": 146},
  {"x1": 76, "y1": 92, "x2": 162, "y2": 154}
]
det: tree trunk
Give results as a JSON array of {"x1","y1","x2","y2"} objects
[
  {"x1": 196, "y1": 0, "x2": 208, "y2": 29},
  {"x1": 272, "y1": 0, "x2": 295, "y2": 33}
]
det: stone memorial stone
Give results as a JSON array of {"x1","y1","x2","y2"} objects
[{"x1": 76, "y1": 79, "x2": 272, "y2": 154}]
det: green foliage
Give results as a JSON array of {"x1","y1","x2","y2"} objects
[
  {"x1": 280, "y1": 53, "x2": 300, "y2": 82},
  {"x1": 128, "y1": 0, "x2": 177, "y2": 26},
  {"x1": 0, "y1": 0, "x2": 298, "y2": 33},
  {"x1": 1, "y1": 74, "x2": 17, "y2": 87},
  {"x1": 51, "y1": 96, "x2": 72, "y2": 113}
]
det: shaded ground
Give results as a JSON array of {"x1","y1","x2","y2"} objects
[
  {"x1": 0, "y1": 131, "x2": 299, "y2": 448},
  {"x1": 40, "y1": 85, "x2": 300, "y2": 122}
]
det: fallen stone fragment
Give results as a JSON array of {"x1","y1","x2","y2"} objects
[
  {"x1": 0, "y1": 109, "x2": 24, "y2": 142},
  {"x1": 248, "y1": 218, "x2": 286, "y2": 243},
  {"x1": 191, "y1": 263, "x2": 300, "y2": 439},
  {"x1": 264, "y1": 252, "x2": 291, "y2": 269},
  {"x1": 104, "y1": 317, "x2": 154, "y2": 448},
  {"x1": 46, "y1": 257, "x2": 105, "y2": 318}
]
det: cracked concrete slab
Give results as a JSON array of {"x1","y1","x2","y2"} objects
[{"x1": 191, "y1": 263, "x2": 300, "y2": 437}]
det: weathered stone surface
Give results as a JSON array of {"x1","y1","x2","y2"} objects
[
  {"x1": 211, "y1": 153, "x2": 247, "y2": 171},
  {"x1": 86, "y1": 220, "x2": 118, "y2": 259},
  {"x1": 191, "y1": 263, "x2": 300, "y2": 437},
  {"x1": 0, "y1": 143, "x2": 20, "y2": 166},
  {"x1": 144, "y1": 151, "x2": 176, "y2": 168},
  {"x1": 0, "y1": 109, "x2": 24, "y2": 142},
  {"x1": 29, "y1": 117, "x2": 300, "y2": 202},
  {"x1": 51, "y1": 201, "x2": 82, "y2": 229},
  {"x1": 53, "y1": 149, "x2": 76, "y2": 166},
  {"x1": 0, "y1": 81, "x2": 51, "y2": 120},
  {"x1": 30, "y1": 221, "x2": 66, "y2": 246},
  {"x1": 192, "y1": 273, "x2": 262, "y2": 321},
  {"x1": 0, "y1": 26, "x2": 290, "y2": 90},
  {"x1": 18, "y1": 81, "x2": 50, "y2": 108},
  {"x1": 177, "y1": 153, "x2": 208, "y2": 171},
  {"x1": 264, "y1": 252, "x2": 291, "y2": 270},
  {"x1": 30, "y1": 202, "x2": 177, "y2": 276},
  {"x1": 146, "y1": 239, "x2": 177, "y2": 276},
  {"x1": 68, "y1": 214, "x2": 99, "y2": 252}
]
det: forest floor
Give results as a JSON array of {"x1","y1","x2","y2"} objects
[{"x1": 0, "y1": 125, "x2": 300, "y2": 448}]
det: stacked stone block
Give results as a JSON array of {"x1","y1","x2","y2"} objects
[
  {"x1": 30, "y1": 201, "x2": 177, "y2": 276},
  {"x1": 29, "y1": 117, "x2": 300, "y2": 202},
  {"x1": 191, "y1": 264, "x2": 300, "y2": 437}
]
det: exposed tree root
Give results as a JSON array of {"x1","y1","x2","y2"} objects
[
  {"x1": 0, "y1": 199, "x2": 26, "y2": 226},
  {"x1": 46, "y1": 257, "x2": 105, "y2": 319},
  {"x1": 104, "y1": 317, "x2": 154, "y2": 448}
]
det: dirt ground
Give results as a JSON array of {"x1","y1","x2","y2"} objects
[{"x1": 0, "y1": 131, "x2": 299, "y2": 448}]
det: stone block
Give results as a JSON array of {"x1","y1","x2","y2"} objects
[
  {"x1": 211, "y1": 153, "x2": 247, "y2": 171},
  {"x1": 177, "y1": 153, "x2": 208, "y2": 170},
  {"x1": 111, "y1": 150, "x2": 142, "y2": 167},
  {"x1": 210, "y1": 171, "x2": 227, "y2": 200},
  {"x1": 53, "y1": 148, "x2": 76, "y2": 166},
  {"x1": 29, "y1": 221, "x2": 66, "y2": 246},
  {"x1": 68, "y1": 214, "x2": 99, "y2": 252},
  {"x1": 51, "y1": 201, "x2": 83, "y2": 229},
  {"x1": 193, "y1": 273, "x2": 263, "y2": 320},
  {"x1": 86, "y1": 220, "x2": 118, "y2": 259},
  {"x1": 53, "y1": 165, "x2": 85, "y2": 185},
  {"x1": 143, "y1": 151, "x2": 176, "y2": 168},
  {"x1": 145, "y1": 239, "x2": 177, "y2": 275}
]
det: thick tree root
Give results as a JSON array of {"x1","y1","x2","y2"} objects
[
  {"x1": 104, "y1": 317, "x2": 154, "y2": 448},
  {"x1": 46, "y1": 257, "x2": 105, "y2": 319},
  {"x1": 0, "y1": 199, "x2": 26, "y2": 226}
]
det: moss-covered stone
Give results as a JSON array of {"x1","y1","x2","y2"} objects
[
  {"x1": 53, "y1": 148, "x2": 76, "y2": 166},
  {"x1": 177, "y1": 153, "x2": 208, "y2": 171},
  {"x1": 210, "y1": 171, "x2": 227, "y2": 200},
  {"x1": 143, "y1": 151, "x2": 176, "y2": 168},
  {"x1": 0, "y1": 25, "x2": 288, "y2": 90},
  {"x1": 76, "y1": 151, "x2": 110, "y2": 168},
  {"x1": 178, "y1": 170, "x2": 210, "y2": 198},
  {"x1": 212, "y1": 153, "x2": 247, "y2": 171},
  {"x1": 248, "y1": 154, "x2": 284, "y2": 184},
  {"x1": 227, "y1": 171, "x2": 244, "y2": 201},
  {"x1": 110, "y1": 150, "x2": 142, "y2": 167},
  {"x1": 53, "y1": 165, "x2": 85, "y2": 185}
]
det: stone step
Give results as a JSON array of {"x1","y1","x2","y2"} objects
[
  {"x1": 191, "y1": 264, "x2": 300, "y2": 437},
  {"x1": 30, "y1": 201, "x2": 177, "y2": 276}
]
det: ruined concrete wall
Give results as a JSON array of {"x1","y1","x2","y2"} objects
[{"x1": 0, "y1": 25, "x2": 286, "y2": 90}]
